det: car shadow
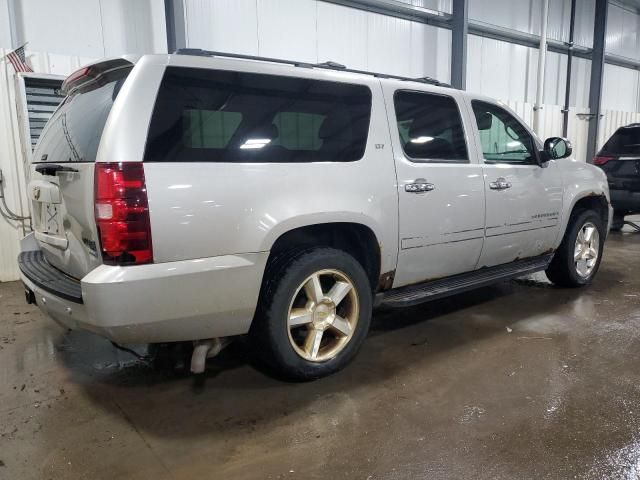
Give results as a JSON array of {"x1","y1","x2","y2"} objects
[{"x1": 49, "y1": 272, "x2": 601, "y2": 441}]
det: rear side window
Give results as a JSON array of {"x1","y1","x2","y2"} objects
[
  {"x1": 601, "y1": 126, "x2": 640, "y2": 155},
  {"x1": 35, "y1": 67, "x2": 131, "y2": 163},
  {"x1": 393, "y1": 90, "x2": 468, "y2": 163},
  {"x1": 144, "y1": 67, "x2": 372, "y2": 163}
]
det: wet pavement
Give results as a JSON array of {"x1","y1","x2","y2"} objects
[{"x1": 1, "y1": 226, "x2": 640, "y2": 480}]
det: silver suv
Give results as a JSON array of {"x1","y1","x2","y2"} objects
[{"x1": 18, "y1": 50, "x2": 611, "y2": 380}]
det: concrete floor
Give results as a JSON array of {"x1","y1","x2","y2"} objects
[{"x1": 1, "y1": 227, "x2": 640, "y2": 480}]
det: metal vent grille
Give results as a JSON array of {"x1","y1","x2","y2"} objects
[{"x1": 24, "y1": 77, "x2": 64, "y2": 150}]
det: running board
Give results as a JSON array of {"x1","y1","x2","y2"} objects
[{"x1": 379, "y1": 254, "x2": 553, "y2": 308}]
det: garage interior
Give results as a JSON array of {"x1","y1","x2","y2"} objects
[{"x1": 1, "y1": 0, "x2": 640, "y2": 479}]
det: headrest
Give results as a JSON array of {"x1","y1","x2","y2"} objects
[{"x1": 319, "y1": 115, "x2": 351, "y2": 139}]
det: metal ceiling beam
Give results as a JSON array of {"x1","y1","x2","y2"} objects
[
  {"x1": 587, "y1": 0, "x2": 608, "y2": 164},
  {"x1": 164, "y1": 0, "x2": 186, "y2": 54},
  {"x1": 468, "y1": 21, "x2": 592, "y2": 59},
  {"x1": 450, "y1": 0, "x2": 468, "y2": 90},
  {"x1": 605, "y1": 53, "x2": 640, "y2": 71}
]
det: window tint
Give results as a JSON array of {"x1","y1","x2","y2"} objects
[
  {"x1": 145, "y1": 67, "x2": 372, "y2": 163},
  {"x1": 393, "y1": 91, "x2": 468, "y2": 163},
  {"x1": 601, "y1": 125, "x2": 640, "y2": 155},
  {"x1": 184, "y1": 110, "x2": 241, "y2": 148},
  {"x1": 36, "y1": 68, "x2": 131, "y2": 162},
  {"x1": 472, "y1": 101, "x2": 536, "y2": 164}
]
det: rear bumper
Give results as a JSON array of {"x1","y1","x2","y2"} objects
[
  {"x1": 19, "y1": 234, "x2": 268, "y2": 344},
  {"x1": 609, "y1": 189, "x2": 640, "y2": 213}
]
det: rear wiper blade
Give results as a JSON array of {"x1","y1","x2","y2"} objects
[{"x1": 35, "y1": 164, "x2": 79, "y2": 176}]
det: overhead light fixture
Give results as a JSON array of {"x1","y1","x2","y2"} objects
[
  {"x1": 240, "y1": 138, "x2": 272, "y2": 149},
  {"x1": 410, "y1": 136, "x2": 434, "y2": 144}
]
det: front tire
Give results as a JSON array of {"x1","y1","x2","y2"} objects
[
  {"x1": 610, "y1": 210, "x2": 625, "y2": 232},
  {"x1": 546, "y1": 210, "x2": 604, "y2": 287},
  {"x1": 249, "y1": 248, "x2": 373, "y2": 381}
]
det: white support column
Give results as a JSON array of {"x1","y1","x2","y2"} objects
[{"x1": 533, "y1": 0, "x2": 549, "y2": 136}]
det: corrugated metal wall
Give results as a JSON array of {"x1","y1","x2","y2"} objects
[{"x1": 184, "y1": 0, "x2": 452, "y2": 81}]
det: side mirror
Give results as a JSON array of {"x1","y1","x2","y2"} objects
[{"x1": 543, "y1": 137, "x2": 572, "y2": 160}]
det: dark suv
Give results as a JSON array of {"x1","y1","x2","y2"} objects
[{"x1": 594, "y1": 124, "x2": 640, "y2": 229}]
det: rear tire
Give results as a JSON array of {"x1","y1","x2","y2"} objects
[
  {"x1": 249, "y1": 248, "x2": 372, "y2": 381},
  {"x1": 546, "y1": 209, "x2": 604, "y2": 287}
]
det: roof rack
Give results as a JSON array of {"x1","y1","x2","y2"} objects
[{"x1": 174, "y1": 48, "x2": 451, "y2": 88}]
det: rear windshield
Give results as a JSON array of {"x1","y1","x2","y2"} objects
[
  {"x1": 144, "y1": 67, "x2": 372, "y2": 163},
  {"x1": 601, "y1": 126, "x2": 640, "y2": 156},
  {"x1": 34, "y1": 67, "x2": 131, "y2": 163}
]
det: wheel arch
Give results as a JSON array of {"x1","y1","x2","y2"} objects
[
  {"x1": 556, "y1": 192, "x2": 610, "y2": 247},
  {"x1": 264, "y1": 221, "x2": 389, "y2": 293}
]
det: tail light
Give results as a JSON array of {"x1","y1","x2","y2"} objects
[
  {"x1": 94, "y1": 162, "x2": 153, "y2": 265},
  {"x1": 593, "y1": 155, "x2": 613, "y2": 166}
]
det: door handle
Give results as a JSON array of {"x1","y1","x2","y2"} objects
[
  {"x1": 405, "y1": 179, "x2": 435, "y2": 193},
  {"x1": 489, "y1": 177, "x2": 512, "y2": 190}
]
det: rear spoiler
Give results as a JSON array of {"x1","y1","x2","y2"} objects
[{"x1": 61, "y1": 57, "x2": 137, "y2": 96}]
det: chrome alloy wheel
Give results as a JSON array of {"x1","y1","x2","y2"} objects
[
  {"x1": 287, "y1": 269, "x2": 359, "y2": 362},
  {"x1": 574, "y1": 222, "x2": 600, "y2": 278}
]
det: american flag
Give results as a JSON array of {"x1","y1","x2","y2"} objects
[{"x1": 3, "y1": 44, "x2": 33, "y2": 73}]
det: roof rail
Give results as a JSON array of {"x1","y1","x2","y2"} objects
[{"x1": 174, "y1": 48, "x2": 451, "y2": 88}]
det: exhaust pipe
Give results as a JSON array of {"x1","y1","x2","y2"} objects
[{"x1": 190, "y1": 338, "x2": 231, "y2": 374}]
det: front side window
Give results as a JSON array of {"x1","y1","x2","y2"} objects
[
  {"x1": 393, "y1": 90, "x2": 469, "y2": 163},
  {"x1": 471, "y1": 101, "x2": 537, "y2": 165},
  {"x1": 145, "y1": 67, "x2": 372, "y2": 163}
]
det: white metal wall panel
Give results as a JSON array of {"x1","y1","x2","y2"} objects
[
  {"x1": 366, "y1": 12, "x2": 412, "y2": 75},
  {"x1": 602, "y1": 63, "x2": 640, "y2": 112},
  {"x1": 467, "y1": 35, "x2": 529, "y2": 103},
  {"x1": 467, "y1": 34, "x2": 590, "y2": 109},
  {"x1": 574, "y1": 0, "x2": 595, "y2": 48},
  {"x1": 0, "y1": 0, "x2": 12, "y2": 48},
  {"x1": 468, "y1": 0, "x2": 565, "y2": 43},
  {"x1": 100, "y1": 0, "x2": 167, "y2": 56},
  {"x1": 185, "y1": 0, "x2": 259, "y2": 55},
  {"x1": 15, "y1": 0, "x2": 166, "y2": 58},
  {"x1": 184, "y1": 0, "x2": 451, "y2": 81},
  {"x1": 20, "y1": 0, "x2": 105, "y2": 57},
  {"x1": 317, "y1": 2, "x2": 369, "y2": 69},
  {"x1": 606, "y1": 3, "x2": 640, "y2": 60},
  {"x1": 570, "y1": 57, "x2": 591, "y2": 109},
  {"x1": 257, "y1": 0, "x2": 318, "y2": 63},
  {"x1": 408, "y1": 21, "x2": 451, "y2": 80},
  {"x1": 469, "y1": 0, "x2": 595, "y2": 48}
]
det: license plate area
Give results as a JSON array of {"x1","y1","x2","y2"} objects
[{"x1": 39, "y1": 203, "x2": 61, "y2": 236}]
